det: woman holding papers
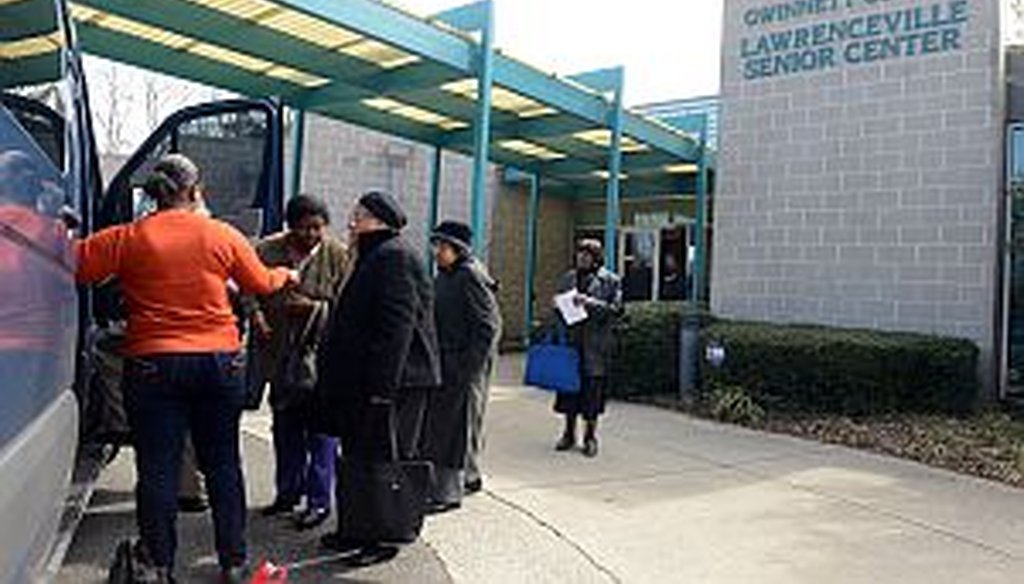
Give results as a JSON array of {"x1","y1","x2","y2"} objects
[{"x1": 552, "y1": 239, "x2": 623, "y2": 458}]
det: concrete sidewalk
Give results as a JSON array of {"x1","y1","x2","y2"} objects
[
  {"x1": 59, "y1": 355, "x2": 1024, "y2": 583},
  {"x1": 423, "y1": 355, "x2": 1024, "y2": 584}
]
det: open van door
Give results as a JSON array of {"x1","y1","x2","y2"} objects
[
  {"x1": 82, "y1": 98, "x2": 284, "y2": 444},
  {"x1": 99, "y1": 99, "x2": 284, "y2": 236}
]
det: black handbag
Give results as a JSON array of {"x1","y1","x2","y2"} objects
[
  {"x1": 338, "y1": 403, "x2": 433, "y2": 544},
  {"x1": 270, "y1": 302, "x2": 325, "y2": 410},
  {"x1": 242, "y1": 328, "x2": 267, "y2": 411}
]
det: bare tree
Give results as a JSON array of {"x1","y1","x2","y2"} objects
[
  {"x1": 143, "y1": 76, "x2": 161, "y2": 132},
  {"x1": 1011, "y1": 0, "x2": 1024, "y2": 46},
  {"x1": 95, "y1": 65, "x2": 131, "y2": 155},
  {"x1": 86, "y1": 56, "x2": 235, "y2": 153}
]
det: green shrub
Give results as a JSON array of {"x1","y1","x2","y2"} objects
[
  {"x1": 608, "y1": 302, "x2": 701, "y2": 398},
  {"x1": 706, "y1": 382, "x2": 765, "y2": 425},
  {"x1": 702, "y1": 321, "x2": 979, "y2": 416}
]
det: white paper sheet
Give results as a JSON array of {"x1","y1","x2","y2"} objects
[{"x1": 555, "y1": 291, "x2": 588, "y2": 326}]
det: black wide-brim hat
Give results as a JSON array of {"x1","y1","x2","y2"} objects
[{"x1": 430, "y1": 220, "x2": 473, "y2": 254}]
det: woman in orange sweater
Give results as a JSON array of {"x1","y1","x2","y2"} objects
[{"x1": 76, "y1": 154, "x2": 296, "y2": 583}]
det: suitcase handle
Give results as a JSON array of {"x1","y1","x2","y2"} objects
[{"x1": 368, "y1": 396, "x2": 401, "y2": 462}]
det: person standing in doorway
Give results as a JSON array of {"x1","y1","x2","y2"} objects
[
  {"x1": 553, "y1": 239, "x2": 622, "y2": 458},
  {"x1": 251, "y1": 195, "x2": 350, "y2": 530},
  {"x1": 424, "y1": 221, "x2": 501, "y2": 511},
  {"x1": 75, "y1": 154, "x2": 297, "y2": 583},
  {"x1": 178, "y1": 438, "x2": 208, "y2": 513},
  {"x1": 316, "y1": 191, "x2": 441, "y2": 564},
  {"x1": 658, "y1": 253, "x2": 686, "y2": 301}
]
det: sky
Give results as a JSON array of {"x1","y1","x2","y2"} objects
[
  {"x1": 85, "y1": 0, "x2": 724, "y2": 153},
  {"x1": 397, "y1": 0, "x2": 725, "y2": 106}
]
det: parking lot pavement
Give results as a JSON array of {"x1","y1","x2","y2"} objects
[{"x1": 55, "y1": 430, "x2": 451, "y2": 584}]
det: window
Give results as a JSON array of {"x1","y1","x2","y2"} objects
[
  {"x1": 0, "y1": 0, "x2": 77, "y2": 451},
  {"x1": 2, "y1": 0, "x2": 71, "y2": 214}
]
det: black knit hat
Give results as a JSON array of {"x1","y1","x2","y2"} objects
[
  {"x1": 358, "y1": 191, "x2": 407, "y2": 230},
  {"x1": 431, "y1": 220, "x2": 473, "y2": 254}
]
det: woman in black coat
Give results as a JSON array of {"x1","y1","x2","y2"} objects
[
  {"x1": 553, "y1": 239, "x2": 623, "y2": 458},
  {"x1": 315, "y1": 191, "x2": 441, "y2": 564},
  {"x1": 423, "y1": 221, "x2": 501, "y2": 512}
]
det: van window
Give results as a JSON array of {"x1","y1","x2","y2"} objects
[
  {"x1": 0, "y1": 0, "x2": 77, "y2": 449},
  {"x1": 2, "y1": 0, "x2": 70, "y2": 209}
]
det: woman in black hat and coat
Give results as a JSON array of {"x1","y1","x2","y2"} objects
[
  {"x1": 553, "y1": 239, "x2": 622, "y2": 458},
  {"x1": 315, "y1": 191, "x2": 441, "y2": 563},
  {"x1": 423, "y1": 221, "x2": 501, "y2": 512}
]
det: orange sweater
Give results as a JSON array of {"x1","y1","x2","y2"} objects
[{"x1": 76, "y1": 209, "x2": 291, "y2": 356}]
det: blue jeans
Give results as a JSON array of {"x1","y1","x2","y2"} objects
[
  {"x1": 124, "y1": 352, "x2": 247, "y2": 571},
  {"x1": 272, "y1": 405, "x2": 337, "y2": 510}
]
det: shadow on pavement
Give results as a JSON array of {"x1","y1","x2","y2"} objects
[{"x1": 57, "y1": 434, "x2": 451, "y2": 583}]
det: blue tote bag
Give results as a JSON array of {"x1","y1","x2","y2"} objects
[{"x1": 524, "y1": 325, "x2": 581, "y2": 394}]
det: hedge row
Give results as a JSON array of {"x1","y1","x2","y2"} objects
[
  {"x1": 604, "y1": 302, "x2": 980, "y2": 415},
  {"x1": 607, "y1": 302, "x2": 695, "y2": 399},
  {"x1": 701, "y1": 321, "x2": 979, "y2": 415}
]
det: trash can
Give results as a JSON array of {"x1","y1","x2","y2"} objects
[{"x1": 678, "y1": 312, "x2": 703, "y2": 402}]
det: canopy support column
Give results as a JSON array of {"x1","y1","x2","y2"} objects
[
  {"x1": 604, "y1": 71, "x2": 625, "y2": 269},
  {"x1": 524, "y1": 173, "x2": 540, "y2": 345},
  {"x1": 469, "y1": 0, "x2": 496, "y2": 257},
  {"x1": 569, "y1": 67, "x2": 626, "y2": 269},
  {"x1": 692, "y1": 114, "x2": 709, "y2": 303},
  {"x1": 427, "y1": 146, "x2": 443, "y2": 268},
  {"x1": 289, "y1": 107, "x2": 305, "y2": 200}
]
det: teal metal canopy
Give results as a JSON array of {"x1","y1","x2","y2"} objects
[{"x1": 62, "y1": 0, "x2": 701, "y2": 198}]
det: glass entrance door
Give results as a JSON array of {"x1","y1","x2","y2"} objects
[
  {"x1": 616, "y1": 225, "x2": 695, "y2": 302},
  {"x1": 620, "y1": 229, "x2": 658, "y2": 302},
  {"x1": 1006, "y1": 124, "x2": 1024, "y2": 394},
  {"x1": 659, "y1": 226, "x2": 689, "y2": 301}
]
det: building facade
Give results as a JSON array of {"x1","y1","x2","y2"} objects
[{"x1": 715, "y1": 0, "x2": 1005, "y2": 394}]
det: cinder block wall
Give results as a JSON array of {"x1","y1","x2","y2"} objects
[
  {"x1": 289, "y1": 113, "x2": 576, "y2": 348},
  {"x1": 286, "y1": 114, "x2": 499, "y2": 252},
  {"x1": 489, "y1": 184, "x2": 574, "y2": 347},
  {"x1": 715, "y1": 0, "x2": 1004, "y2": 392}
]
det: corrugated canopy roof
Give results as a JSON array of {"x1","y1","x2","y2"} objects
[{"x1": 4, "y1": 0, "x2": 704, "y2": 197}]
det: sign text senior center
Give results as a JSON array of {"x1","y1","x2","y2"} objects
[{"x1": 740, "y1": 0, "x2": 970, "y2": 80}]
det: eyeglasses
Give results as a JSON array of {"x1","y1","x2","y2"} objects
[{"x1": 349, "y1": 208, "x2": 373, "y2": 223}]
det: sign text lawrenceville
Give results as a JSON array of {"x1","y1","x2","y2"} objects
[{"x1": 740, "y1": 0, "x2": 969, "y2": 80}]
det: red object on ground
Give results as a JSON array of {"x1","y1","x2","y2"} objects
[{"x1": 250, "y1": 560, "x2": 288, "y2": 584}]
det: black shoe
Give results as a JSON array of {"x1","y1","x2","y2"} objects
[
  {"x1": 582, "y1": 437, "x2": 599, "y2": 458},
  {"x1": 464, "y1": 479, "x2": 483, "y2": 495},
  {"x1": 177, "y1": 496, "x2": 209, "y2": 514},
  {"x1": 134, "y1": 562, "x2": 176, "y2": 583},
  {"x1": 219, "y1": 564, "x2": 248, "y2": 584},
  {"x1": 295, "y1": 507, "x2": 330, "y2": 530},
  {"x1": 260, "y1": 499, "x2": 297, "y2": 517},
  {"x1": 340, "y1": 544, "x2": 400, "y2": 568},
  {"x1": 426, "y1": 501, "x2": 461, "y2": 515},
  {"x1": 320, "y1": 532, "x2": 365, "y2": 555},
  {"x1": 555, "y1": 434, "x2": 576, "y2": 451}
]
